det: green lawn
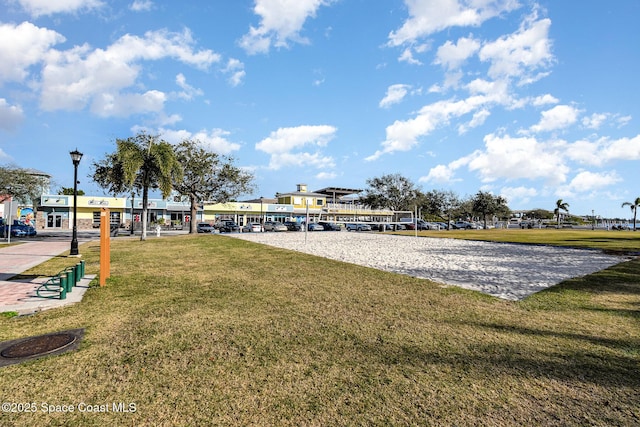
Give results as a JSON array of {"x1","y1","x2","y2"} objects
[{"x1": 0, "y1": 231, "x2": 638, "y2": 426}]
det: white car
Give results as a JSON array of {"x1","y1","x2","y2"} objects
[
  {"x1": 242, "y1": 222, "x2": 263, "y2": 232},
  {"x1": 346, "y1": 223, "x2": 372, "y2": 231}
]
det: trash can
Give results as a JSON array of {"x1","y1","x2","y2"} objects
[{"x1": 110, "y1": 225, "x2": 119, "y2": 237}]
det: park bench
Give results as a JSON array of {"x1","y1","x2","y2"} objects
[{"x1": 36, "y1": 261, "x2": 85, "y2": 300}]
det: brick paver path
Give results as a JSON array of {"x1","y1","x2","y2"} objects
[{"x1": 0, "y1": 241, "x2": 71, "y2": 305}]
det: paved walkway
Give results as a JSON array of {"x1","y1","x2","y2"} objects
[{"x1": 0, "y1": 240, "x2": 95, "y2": 315}]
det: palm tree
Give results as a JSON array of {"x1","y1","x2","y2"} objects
[
  {"x1": 621, "y1": 197, "x2": 640, "y2": 231},
  {"x1": 554, "y1": 199, "x2": 570, "y2": 228},
  {"x1": 92, "y1": 133, "x2": 182, "y2": 240}
]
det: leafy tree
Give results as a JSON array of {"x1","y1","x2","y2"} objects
[
  {"x1": 92, "y1": 133, "x2": 182, "y2": 240},
  {"x1": 361, "y1": 173, "x2": 419, "y2": 212},
  {"x1": 471, "y1": 191, "x2": 510, "y2": 229},
  {"x1": 58, "y1": 187, "x2": 85, "y2": 196},
  {"x1": 422, "y1": 189, "x2": 461, "y2": 226},
  {"x1": 554, "y1": 199, "x2": 570, "y2": 228},
  {"x1": 173, "y1": 140, "x2": 255, "y2": 234},
  {"x1": 0, "y1": 165, "x2": 50, "y2": 204},
  {"x1": 621, "y1": 197, "x2": 640, "y2": 231}
]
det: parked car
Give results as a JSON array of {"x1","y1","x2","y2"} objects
[
  {"x1": 307, "y1": 223, "x2": 325, "y2": 231},
  {"x1": 453, "y1": 221, "x2": 476, "y2": 229},
  {"x1": 263, "y1": 221, "x2": 288, "y2": 232},
  {"x1": 318, "y1": 221, "x2": 341, "y2": 231},
  {"x1": 197, "y1": 223, "x2": 215, "y2": 233},
  {"x1": 346, "y1": 223, "x2": 372, "y2": 232},
  {"x1": 216, "y1": 220, "x2": 240, "y2": 233},
  {"x1": 0, "y1": 225, "x2": 27, "y2": 238},
  {"x1": 1, "y1": 221, "x2": 36, "y2": 237},
  {"x1": 242, "y1": 222, "x2": 263, "y2": 232},
  {"x1": 283, "y1": 221, "x2": 302, "y2": 231},
  {"x1": 416, "y1": 220, "x2": 438, "y2": 230}
]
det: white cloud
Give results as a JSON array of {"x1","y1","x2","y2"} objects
[
  {"x1": 419, "y1": 156, "x2": 470, "y2": 184},
  {"x1": 531, "y1": 93, "x2": 558, "y2": 106},
  {"x1": 315, "y1": 171, "x2": 337, "y2": 180},
  {"x1": 39, "y1": 29, "x2": 220, "y2": 116},
  {"x1": 174, "y1": 73, "x2": 203, "y2": 100},
  {"x1": 581, "y1": 113, "x2": 608, "y2": 130},
  {"x1": 419, "y1": 164, "x2": 458, "y2": 184},
  {"x1": 0, "y1": 99, "x2": 25, "y2": 131},
  {"x1": 388, "y1": 0, "x2": 520, "y2": 47},
  {"x1": 256, "y1": 125, "x2": 337, "y2": 170},
  {"x1": 530, "y1": 104, "x2": 580, "y2": 133},
  {"x1": 0, "y1": 148, "x2": 11, "y2": 162},
  {"x1": 130, "y1": 0, "x2": 153, "y2": 12},
  {"x1": 91, "y1": 90, "x2": 166, "y2": 117},
  {"x1": 617, "y1": 115, "x2": 631, "y2": 128},
  {"x1": 499, "y1": 186, "x2": 537, "y2": 204},
  {"x1": 434, "y1": 36, "x2": 480, "y2": 70},
  {"x1": 368, "y1": 94, "x2": 499, "y2": 161},
  {"x1": 239, "y1": 0, "x2": 332, "y2": 55},
  {"x1": 16, "y1": 0, "x2": 104, "y2": 16},
  {"x1": 223, "y1": 58, "x2": 245, "y2": 87},
  {"x1": 556, "y1": 170, "x2": 623, "y2": 198},
  {"x1": 567, "y1": 170, "x2": 622, "y2": 193},
  {"x1": 160, "y1": 128, "x2": 241, "y2": 155},
  {"x1": 479, "y1": 13, "x2": 553, "y2": 82},
  {"x1": 0, "y1": 22, "x2": 65, "y2": 84},
  {"x1": 379, "y1": 84, "x2": 411, "y2": 108},
  {"x1": 565, "y1": 135, "x2": 640, "y2": 166},
  {"x1": 398, "y1": 47, "x2": 423, "y2": 65},
  {"x1": 467, "y1": 133, "x2": 569, "y2": 184},
  {"x1": 458, "y1": 108, "x2": 490, "y2": 134}
]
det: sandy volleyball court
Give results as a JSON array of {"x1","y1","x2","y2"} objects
[{"x1": 228, "y1": 231, "x2": 626, "y2": 300}]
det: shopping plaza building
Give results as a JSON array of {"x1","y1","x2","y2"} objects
[{"x1": 28, "y1": 184, "x2": 399, "y2": 231}]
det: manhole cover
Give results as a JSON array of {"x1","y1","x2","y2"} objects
[
  {"x1": 0, "y1": 329, "x2": 84, "y2": 367},
  {"x1": 1, "y1": 333, "x2": 76, "y2": 358}
]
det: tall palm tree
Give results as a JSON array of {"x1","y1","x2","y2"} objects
[
  {"x1": 621, "y1": 197, "x2": 640, "y2": 231},
  {"x1": 93, "y1": 133, "x2": 182, "y2": 240},
  {"x1": 554, "y1": 199, "x2": 570, "y2": 228}
]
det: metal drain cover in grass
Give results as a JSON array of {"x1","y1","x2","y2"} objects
[{"x1": 0, "y1": 329, "x2": 84, "y2": 367}]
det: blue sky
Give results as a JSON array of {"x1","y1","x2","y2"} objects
[{"x1": 1, "y1": 0, "x2": 639, "y2": 218}]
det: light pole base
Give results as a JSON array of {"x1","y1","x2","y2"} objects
[{"x1": 70, "y1": 239, "x2": 79, "y2": 256}]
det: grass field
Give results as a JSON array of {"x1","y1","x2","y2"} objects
[{"x1": 0, "y1": 230, "x2": 638, "y2": 426}]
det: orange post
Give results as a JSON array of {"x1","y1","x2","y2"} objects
[{"x1": 99, "y1": 208, "x2": 111, "y2": 286}]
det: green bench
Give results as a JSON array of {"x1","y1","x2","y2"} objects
[{"x1": 36, "y1": 260, "x2": 86, "y2": 300}]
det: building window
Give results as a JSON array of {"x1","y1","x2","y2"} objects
[
  {"x1": 93, "y1": 211, "x2": 101, "y2": 226},
  {"x1": 316, "y1": 199, "x2": 324, "y2": 206},
  {"x1": 110, "y1": 211, "x2": 120, "y2": 225}
]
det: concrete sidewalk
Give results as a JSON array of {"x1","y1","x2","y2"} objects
[{"x1": 0, "y1": 240, "x2": 95, "y2": 315}]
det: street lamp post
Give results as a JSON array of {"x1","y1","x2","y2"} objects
[{"x1": 69, "y1": 149, "x2": 83, "y2": 256}]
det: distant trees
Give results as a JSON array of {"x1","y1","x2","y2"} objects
[
  {"x1": 361, "y1": 173, "x2": 514, "y2": 228},
  {"x1": 58, "y1": 187, "x2": 85, "y2": 196},
  {"x1": 92, "y1": 133, "x2": 182, "y2": 241},
  {"x1": 361, "y1": 173, "x2": 419, "y2": 212},
  {"x1": 554, "y1": 199, "x2": 570, "y2": 227},
  {"x1": 173, "y1": 140, "x2": 254, "y2": 234},
  {"x1": 471, "y1": 191, "x2": 509, "y2": 229},
  {"x1": 621, "y1": 197, "x2": 640, "y2": 231},
  {"x1": 421, "y1": 189, "x2": 461, "y2": 225},
  {"x1": 0, "y1": 165, "x2": 49, "y2": 204}
]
